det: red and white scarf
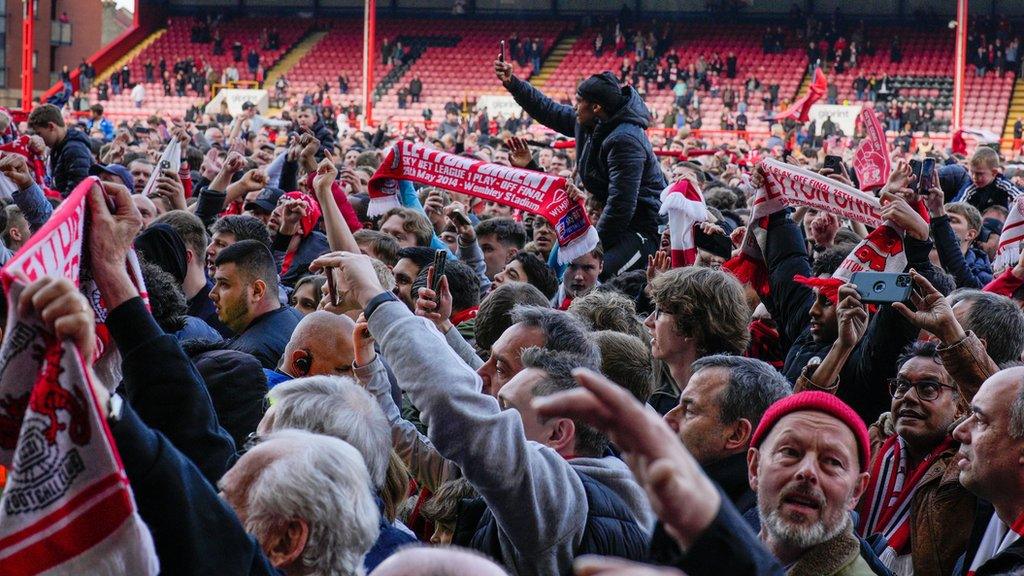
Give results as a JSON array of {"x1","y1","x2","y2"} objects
[
  {"x1": 659, "y1": 178, "x2": 709, "y2": 267},
  {"x1": 368, "y1": 142, "x2": 598, "y2": 264},
  {"x1": 852, "y1": 108, "x2": 891, "y2": 191},
  {"x1": 993, "y1": 194, "x2": 1024, "y2": 271},
  {"x1": 858, "y1": 436, "x2": 955, "y2": 569},
  {"x1": 968, "y1": 511, "x2": 1024, "y2": 576},
  {"x1": 0, "y1": 177, "x2": 157, "y2": 574},
  {"x1": 726, "y1": 158, "x2": 910, "y2": 297}
]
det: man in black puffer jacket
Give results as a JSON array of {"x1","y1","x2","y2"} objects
[
  {"x1": 495, "y1": 63, "x2": 665, "y2": 279},
  {"x1": 27, "y1": 103, "x2": 93, "y2": 197}
]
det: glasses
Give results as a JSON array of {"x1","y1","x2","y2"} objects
[
  {"x1": 238, "y1": 432, "x2": 263, "y2": 456},
  {"x1": 887, "y1": 378, "x2": 957, "y2": 402}
]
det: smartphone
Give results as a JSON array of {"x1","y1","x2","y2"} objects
[
  {"x1": 823, "y1": 154, "x2": 845, "y2": 175},
  {"x1": 325, "y1": 267, "x2": 339, "y2": 307},
  {"x1": 449, "y1": 209, "x2": 472, "y2": 227},
  {"x1": 919, "y1": 158, "x2": 936, "y2": 192},
  {"x1": 499, "y1": 40, "x2": 506, "y2": 63},
  {"x1": 431, "y1": 250, "x2": 447, "y2": 301},
  {"x1": 850, "y1": 271, "x2": 912, "y2": 304},
  {"x1": 909, "y1": 159, "x2": 923, "y2": 188}
]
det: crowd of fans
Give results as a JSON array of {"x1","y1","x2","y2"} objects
[{"x1": 10, "y1": 17, "x2": 1024, "y2": 575}]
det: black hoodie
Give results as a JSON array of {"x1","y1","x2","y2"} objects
[{"x1": 505, "y1": 76, "x2": 666, "y2": 247}]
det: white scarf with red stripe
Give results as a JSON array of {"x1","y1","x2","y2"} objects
[
  {"x1": 0, "y1": 177, "x2": 158, "y2": 575},
  {"x1": 726, "y1": 158, "x2": 910, "y2": 297},
  {"x1": 968, "y1": 511, "x2": 1024, "y2": 576},
  {"x1": 858, "y1": 436, "x2": 954, "y2": 574},
  {"x1": 993, "y1": 194, "x2": 1024, "y2": 271},
  {"x1": 659, "y1": 179, "x2": 709, "y2": 267}
]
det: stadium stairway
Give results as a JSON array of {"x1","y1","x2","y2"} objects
[
  {"x1": 266, "y1": 30, "x2": 329, "y2": 89},
  {"x1": 373, "y1": 36, "x2": 461, "y2": 102},
  {"x1": 1002, "y1": 76, "x2": 1024, "y2": 154},
  {"x1": 96, "y1": 28, "x2": 167, "y2": 83},
  {"x1": 532, "y1": 35, "x2": 577, "y2": 90}
]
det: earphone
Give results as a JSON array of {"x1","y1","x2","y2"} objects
[{"x1": 294, "y1": 350, "x2": 312, "y2": 376}]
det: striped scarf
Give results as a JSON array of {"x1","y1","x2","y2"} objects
[{"x1": 858, "y1": 436, "x2": 954, "y2": 569}]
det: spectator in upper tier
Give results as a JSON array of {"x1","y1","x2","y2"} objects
[
  {"x1": 211, "y1": 239, "x2": 302, "y2": 369},
  {"x1": 27, "y1": 104, "x2": 92, "y2": 198}
]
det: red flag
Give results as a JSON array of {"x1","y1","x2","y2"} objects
[{"x1": 769, "y1": 68, "x2": 828, "y2": 123}]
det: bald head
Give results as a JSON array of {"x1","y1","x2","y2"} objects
[
  {"x1": 371, "y1": 546, "x2": 508, "y2": 576},
  {"x1": 282, "y1": 311, "x2": 357, "y2": 377}
]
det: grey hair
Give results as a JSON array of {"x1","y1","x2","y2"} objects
[
  {"x1": 266, "y1": 376, "x2": 390, "y2": 488},
  {"x1": 510, "y1": 305, "x2": 601, "y2": 365},
  {"x1": 245, "y1": 429, "x2": 379, "y2": 576},
  {"x1": 520, "y1": 347, "x2": 606, "y2": 457},
  {"x1": 948, "y1": 289, "x2": 1024, "y2": 365},
  {"x1": 691, "y1": 355, "x2": 791, "y2": 430}
]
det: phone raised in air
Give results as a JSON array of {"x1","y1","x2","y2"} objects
[
  {"x1": 449, "y1": 208, "x2": 472, "y2": 227},
  {"x1": 850, "y1": 271, "x2": 913, "y2": 304},
  {"x1": 823, "y1": 154, "x2": 845, "y2": 176},
  {"x1": 499, "y1": 40, "x2": 506, "y2": 63},
  {"x1": 919, "y1": 158, "x2": 936, "y2": 193},
  {"x1": 431, "y1": 250, "x2": 447, "y2": 301}
]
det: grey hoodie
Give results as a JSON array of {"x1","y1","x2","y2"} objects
[{"x1": 367, "y1": 300, "x2": 653, "y2": 575}]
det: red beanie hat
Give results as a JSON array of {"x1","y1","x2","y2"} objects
[{"x1": 750, "y1": 391, "x2": 871, "y2": 471}]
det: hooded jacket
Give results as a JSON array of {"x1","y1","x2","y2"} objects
[
  {"x1": 49, "y1": 128, "x2": 94, "y2": 197},
  {"x1": 504, "y1": 76, "x2": 665, "y2": 247},
  {"x1": 366, "y1": 300, "x2": 655, "y2": 575}
]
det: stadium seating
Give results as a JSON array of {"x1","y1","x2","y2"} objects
[
  {"x1": 286, "y1": 20, "x2": 567, "y2": 121},
  {"x1": 828, "y1": 27, "x2": 1013, "y2": 136},
  {"x1": 90, "y1": 17, "x2": 309, "y2": 119},
  {"x1": 83, "y1": 16, "x2": 1013, "y2": 140}
]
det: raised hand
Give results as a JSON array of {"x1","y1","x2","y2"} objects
[
  {"x1": 835, "y1": 283, "x2": 868, "y2": 350},
  {"x1": 87, "y1": 181, "x2": 143, "y2": 310},
  {"x1": 352, "y1": 316, "x2": 377, "y2": 367},
  {"x1": 0, "y1": 154, "x2": 35, "y2": 188},
  {"x1": 309, "y1": 251, "x2": 385, "y2": 310},
  {"x1": 150, "y1": 169, "x2": 187, "y2": 210},
  {"x1": 646, "y1": 251, "x2": 671, "y2": 284},
  {"x1": 506, "y1": 136, "x2": 533, "y2": 168},
  {"x1": 879, "y1": 191, "x2": 929, "y2": 241},
  {"x1": 494, "y1": 59, "x2": 513, "y2": 84},
  {"x1": 19, "y1": 276, "x2": 97, "y2": 365},
  {"x1": 891, "y1": 269, "x2": 966, "y2": 344},
  {"x1": 312, "y1": 158, "x2": 338, "y2": 192},
  {"x1": 415, "y1": 266, "x2": 453, "y2": 333}
]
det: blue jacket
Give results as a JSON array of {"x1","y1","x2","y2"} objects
[
  {"x1": 504, "y1": 76, "x2": 665, "y2": 246},
  {"x1": 49, "y1": 128, "x2": 94, "y2": 198},
  {"x1": 228, "y1": 305, "x2": 302, "y2": 370},
  {"x1": 272, "y1": 230, "x2": 330, "y2": 289},
  {"x1": 88, "y1": 117, "x2": 115, "y2": 142},
  {"x1": 175, "y1": 315, "x2": 225, "y2": 343},
  {"x1": 930, "y1": 214, "x2": 993, "y2": 289},
  {"x1": 940, "y1": 163, "x2": 1022, "y2": 213},
  {"x1": 457, "y1": 469, "x2": 650, "y2": 566},
  {"x1": 364, "y1": 497, "x2": 419, "y2": 572}
]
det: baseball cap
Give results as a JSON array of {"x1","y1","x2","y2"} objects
[
  {"x1": 89, "y1": 163, "x2": 134, "y2": 192},
  {"x1": 243, "y1": 187, "x2": 284, "y2": 214}
]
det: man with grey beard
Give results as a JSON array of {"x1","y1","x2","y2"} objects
[{"x1": 746, "y1": 392, "x2": 876, "y2": 575}]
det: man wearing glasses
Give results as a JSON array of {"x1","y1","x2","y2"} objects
[{"x1": 795, "y1": 270, "x2": 1013, "y2": 576}]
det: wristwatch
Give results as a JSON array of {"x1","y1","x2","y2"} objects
[{"x1": 363, "y1": 291, "x2": 399, "y2": 320}]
